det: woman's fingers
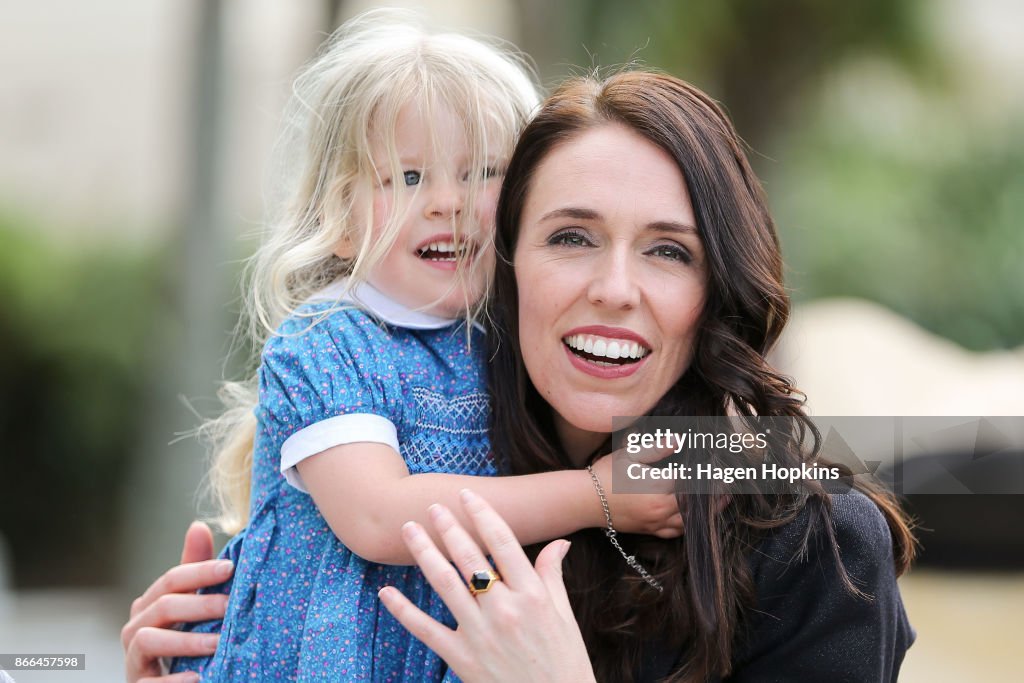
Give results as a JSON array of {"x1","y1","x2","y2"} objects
[
  {"x1": 427, "y1": 503, "x2": 498, "y2": 588},
  {"x1": 125, "y1": 627, "x2": 218, "y2": 679},
  {"x1": 123, "y1": 523, "x2": 230, "y2": 683},
  {"x1": 130, "y1": 560, "x2": 234, "y2": 619},
  {"x1": 378, "y1": 586, "x2": 462, "y2": 669},
  {"x1": 532, "y1": 540, "x2": 574, "y2": 621},
  {"x1": 138, "y1": 674, "x2": 200, "y2": 683},
  {"x1": 398, "y1": 521, "x2": 481, "y2": 625},
  {"x1": 179, "y1": 521, "x2": 215, "y2": 564},
  {"x1": 123, "y1": 593, "x2": 229, "y2": 649},
  {"x1": 457, "y1": 489, "x2": 537, "y2": 586}
]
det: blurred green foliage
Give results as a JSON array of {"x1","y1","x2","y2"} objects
[
  {"x1": 523, "y1": 0, "x2": 1022, "y2": 350},
  {"x1": 772, "y1": 109, "x2": 1024, "y2": 350},
  {"x1": 521, "y1": 0, "x2": 932, "y2": 143},
  {"x1": 0, "y1": 219, "x2": 161, "y2": 585}
]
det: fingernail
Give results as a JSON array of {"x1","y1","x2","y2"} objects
[
  {"x1": 215, "y1": 560, "x2": 234, "y2": 578},
  {"x1": 558, "y1": 540, "x2": 572, "y2": 560},
  {"x1": 428, "y1": 503, "x2": 443, "y2": 521},
  {"x1": 201, "y1": 634, "x2": 220, "y2": 650},
  {"x1": 183, "y1": 674, "x2": 200, "y2": 683},
  {"x1": 378, "y1": 586, "x2": 393, "y2": 600},
  {"x1": 459, "y1": 488, "x2": 475, "y2": 504},
  {"x1": 401, "y1": 521, "x2": 420, "y2": 537}
]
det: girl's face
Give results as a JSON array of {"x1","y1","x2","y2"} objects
[
  {"x1": 351, "y1": 100, "x2": 502, "y2": 318},
  {"x1": 514, "y1": 124, "x2": 708, "y2": 461}
]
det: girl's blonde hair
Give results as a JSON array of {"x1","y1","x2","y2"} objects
[{"x1": 204, "y1": 9, "x2": 540, "y2": 534}]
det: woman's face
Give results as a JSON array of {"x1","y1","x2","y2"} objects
[{"x1": 514, "y1": 124, "x2": 708, "y2": 460}]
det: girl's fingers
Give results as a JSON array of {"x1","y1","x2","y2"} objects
[
  {"x1": 457, "y1": 489, "x2": 538, "y2": 587},
  {"x1": 398, "y1": 521, "x2": 481, "y2": 625},
  {"x1": 621, "y1": 445, "x2": 676, "y2": 465},
  {"x1": 131, "y1": 560, "x2": 234, "y2": 617},
  {"x1": 378, "y1": 586, "x2": 462, "y2": 669}
]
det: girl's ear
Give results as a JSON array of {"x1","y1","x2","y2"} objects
[{"x1": 333, "y1": 236, "x2": 357, "y2": 260}]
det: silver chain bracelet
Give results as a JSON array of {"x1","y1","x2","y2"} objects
[{"x1": 585, "y1": 464, "x2": 664, "y2": 593}]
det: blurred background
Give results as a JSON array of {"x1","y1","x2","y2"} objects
[{"x1": 1, "y1": 0, "x2": 1021, "y2": 680}]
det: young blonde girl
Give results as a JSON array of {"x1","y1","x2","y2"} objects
[{"x1": 171, "y1": 11, "x2": 681, "y2": 681}]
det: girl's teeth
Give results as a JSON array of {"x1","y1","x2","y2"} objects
[
  {"x1": 592, "y1": 339, "x2": 607, "y2": 356},
  {"x1": 606, "y1": 341, "x2": 621, "y2": 359},
  {"x1": 583, "y1": 337, "x2": 594, "y2": 353}
]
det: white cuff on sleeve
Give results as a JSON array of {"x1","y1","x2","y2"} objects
[{"x1": 280, "y1": 413, "x2": 400, "y2": 492}]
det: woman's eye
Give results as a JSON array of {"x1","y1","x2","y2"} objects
[
  {"x1": 648, "y1": 243, "x2": 692, "y2": 263},
  {"x1": 461, "y1": 166, "x2": 504, "y2": 182},
  {"x1": 403, "y1": 171, "x2": 422, "y2": 186},
  {"x1": 547, "y1": 229, "x2": 593, "y2": 248}
]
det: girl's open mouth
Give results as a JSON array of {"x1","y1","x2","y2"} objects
[{"x1": 416, "y1": 240, "x2": 472, "y2": 262}]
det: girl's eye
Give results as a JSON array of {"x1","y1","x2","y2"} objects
[
  {"x1": 647, "y1": 243, "x2": 693, "y2": 264},
  {"x1": 403, "y1": 171, "x2": 422, "y2": 186},
  {"x1": 547, "y1": 229, "x2": 593, "y2": 248}
]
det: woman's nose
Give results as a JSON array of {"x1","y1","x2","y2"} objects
[
  {"x1": 424, "y1": 177, "x2": 464, "y2": 219},
  {"x1": 586, "y1": 248, "x2": 641, "y2": 310}
]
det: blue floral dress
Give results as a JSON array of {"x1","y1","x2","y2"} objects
[{"x1": 171, "y1": 281, "x2": 495, "y2": 681}]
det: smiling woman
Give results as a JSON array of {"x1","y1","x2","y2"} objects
[
  {"x1": 477, "y1": 71, "x2": 916, "y2": 682},
  {"x1": 515, "y1": 123, "x2": 706, "y2": 459}
]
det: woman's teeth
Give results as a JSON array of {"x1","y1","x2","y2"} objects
[
  {"x1": 418, "y1": 241, "x2": 467, "y2": 261},
  {"x1": 563, "y1": 334, "x2": 650, "y2": 364}
]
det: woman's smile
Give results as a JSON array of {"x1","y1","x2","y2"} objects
[
  {"x1": 514, "y1": 122, "x2": 707, "y2": 441},
  {"x1": 561, "y1": 325, "x2": 652, "y2": 378}
]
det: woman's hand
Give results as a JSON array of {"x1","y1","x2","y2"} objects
[
  {"x1": 378, "y1": 489, "x2": 596, "y2": 683},
  {"x1": 121, "y1": 522, "x2": 232, "y2": 683},
  {"x1": 591, "y1": 450, "x2": 683, "y2": 538}
]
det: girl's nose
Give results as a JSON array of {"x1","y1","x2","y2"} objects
[
  {"x1": 586, "y1": 247, "x2": 641, "y2": 310},
  {"x1": 424, "y1": 177, "x2": 464, "y2": 219}
]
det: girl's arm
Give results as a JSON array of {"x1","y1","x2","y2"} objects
[{"x1": 296, "y1": 444, "x2": 681, "y2": 565}]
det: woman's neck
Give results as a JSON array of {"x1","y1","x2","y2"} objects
[{"x1": 553, "y1": 414, "x2": 610, "y2": 467}]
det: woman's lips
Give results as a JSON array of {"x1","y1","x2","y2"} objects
[
  {"x1": 560, "y1": 325, "x2": 652, "y2": 379},
  {"x1": 563, "y1": 334, "x2": 650, "y2": 360}
]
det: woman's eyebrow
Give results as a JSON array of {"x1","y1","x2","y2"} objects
[
  {"x1": 538, "y1": 207, "x2": 600, "y2": 222},
  {"x1": 537, "y1": 207, "x2": 697, "y2": 235},
  {"x1": 646, "y1": 220, "x2": 697, "y2": 235}
]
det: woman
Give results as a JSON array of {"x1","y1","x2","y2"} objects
[{"x1": 124, "y1": 71, "x2": 915, "y2": 682}]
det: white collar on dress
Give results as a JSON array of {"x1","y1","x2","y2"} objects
[{"x1": 306, "y1": 278, "x2": 461, "y2": 330}]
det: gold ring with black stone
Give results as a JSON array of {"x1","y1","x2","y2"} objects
[{"x1": 468, "y1": 569, "x2": 501, "y2": 596}]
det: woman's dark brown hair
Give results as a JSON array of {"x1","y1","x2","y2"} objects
[{"x1": 487, "y1": 71, "x2": 915, "y2": 682}]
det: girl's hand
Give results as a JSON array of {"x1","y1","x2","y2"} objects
[
  {"x1": 378, "y1": 489, "x2": 596, "y2": 683},
  {"x1": 122, "y1": 522, "x2": 232, "y2": 683},
  {"x1": 591, "y1": 450, "x2": 683, "y2": 538}
]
